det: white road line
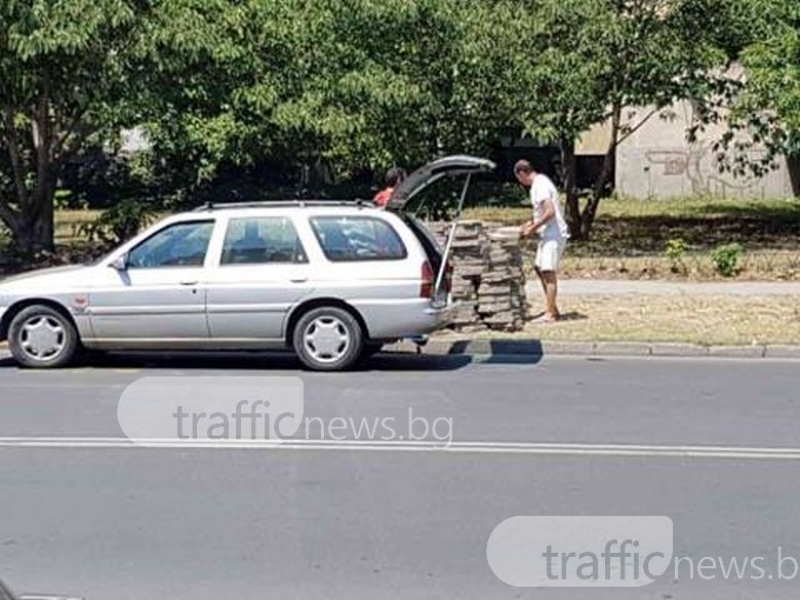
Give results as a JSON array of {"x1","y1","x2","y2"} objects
[{"x1": 0, "y1": 436, "x2": 800, "y2": 460}]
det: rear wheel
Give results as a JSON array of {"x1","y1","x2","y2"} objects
[
  {"x1": 292, "y1": 306, "x2": 364, "y2": 371},
  {"x1": 8, "y1": 304, "x2": 79, "y2": 369}
]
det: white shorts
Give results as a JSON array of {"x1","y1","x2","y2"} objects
[{"x1": 535, "y1": 239, "x2": 565, "y2": 272}]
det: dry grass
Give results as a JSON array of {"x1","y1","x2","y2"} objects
[
  {"x1": 558, "y1": 250, "x2": 800, "y2": 281},
  {"x1": 54, "y1": 209, "x2": 102, "y2": 244},
  {"x1": 481, "y1": 294, "x2": 800, "y2": 346}
]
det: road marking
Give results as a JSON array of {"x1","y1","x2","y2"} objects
[{"x1": 1, "y1": 437, "x2": 800, "y2": 460}]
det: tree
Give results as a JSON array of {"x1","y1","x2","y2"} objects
[
  {"x1": 0, "y1": 0, "x2": 240, "y2": 254},
  {"x1": 729, "y1": 0, "x2": 800, "y2": 168},
  {"x1": 263, "y1": 0, "x2": 536, "y2": 176},
  {"x1": 514, "y1": 0, "x2": 738, "y2": 239},
  {"x1": 0, "y1": 0, "x2": 142, "y2": 253}
]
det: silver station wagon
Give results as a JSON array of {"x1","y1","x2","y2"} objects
[{"x1": 0, "y1": 156, "x2": 495, "y2": 371}]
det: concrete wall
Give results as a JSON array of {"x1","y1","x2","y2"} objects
[{"x1": 615, "y1": 101, "x2": 797, "y2": 199}]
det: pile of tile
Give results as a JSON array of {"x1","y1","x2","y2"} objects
[{"x1": 427, "y1": 220, "x2": 529, "y2": 332}]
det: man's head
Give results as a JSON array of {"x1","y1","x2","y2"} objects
[
  {"x1": 386, "y1": 167, "x2": 407, "y2": 188},
  {"x1": 514, "y1": 159, "x2": 537, "y2": 187}
]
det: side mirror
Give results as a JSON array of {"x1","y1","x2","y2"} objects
[{"x1": 109, "y1": 253, "x2": 129, "y2": 271}]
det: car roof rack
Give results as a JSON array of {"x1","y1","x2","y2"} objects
[{"x1": 191, "y1": 200, "x2": 370, "y2": 212}]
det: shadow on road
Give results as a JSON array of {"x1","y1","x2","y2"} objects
[
  {"x1": 446, "y1": 338, "x2": 546, "y2": 361},
  {"x1": 0, "y1": 344, "x2": 544, "y2": 372}
]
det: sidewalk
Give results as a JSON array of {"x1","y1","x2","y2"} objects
[
  {"x1": 515, "y1": 278, "x2": 800, "y2": 350},
  {"x1": 530, "y1": 279, "x2": 800, "y2": 297}
]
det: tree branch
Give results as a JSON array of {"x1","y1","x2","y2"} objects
[
  {"x1": 53, "y1": 107, "x2": 91, "y2": 161},
  {"x1": 617, "y1": 106, "x2": 660, "y2": 146},
  {"x1": 33, "y1": 84, "x2": 51, "y2": 200},
  {"x1": 1, "y1": 107, "x2": 30, "y2": 210}
]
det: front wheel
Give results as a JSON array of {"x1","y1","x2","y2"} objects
[
  {"x1": 8, "y1": 304, "x2": 80, "y2": 369},
  {"x1": 293, "y1": 306, "x2": 364, "y2": 371}
]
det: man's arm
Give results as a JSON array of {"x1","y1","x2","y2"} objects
[{"x1": 521, "y1": 197, "x2": 556, "y2": 238}]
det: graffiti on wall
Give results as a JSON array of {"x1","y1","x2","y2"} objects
[{"x1": 644, "y1": 144, "x2": 765, "y2": 197}]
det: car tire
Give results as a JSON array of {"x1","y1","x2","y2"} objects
[
  {"x1": 8, "y1": 304, "x2": 80, "y2": 369},
  {"x1": 293, "y1": 306, "x2": 364, "y2": 371}
]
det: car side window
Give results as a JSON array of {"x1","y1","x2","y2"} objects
[
  {"x1": 310, "y1": 216, "x2": 408, "y2": 262},
  {"x1": 221, "y1": 217, "x2": 308, "y2": 265},
  {"x1": 127, "y1": 221, "x2": 215, "y2": 269}
]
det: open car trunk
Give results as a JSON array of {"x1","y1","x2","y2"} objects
[{"x1": 387, "y1": 155, "x2": 496, "y2": 302}]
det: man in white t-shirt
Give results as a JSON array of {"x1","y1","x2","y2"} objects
[{"x1": 514, "y1": 159, "x2": 569, "y2": 322}]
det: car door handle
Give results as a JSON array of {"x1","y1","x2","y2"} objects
[
  {"x1": 290, "y1": 277, "x2": 308, "y2": 284},
  {"x1": 179, "y1": 280, "x2": 198, "y2": 286}
]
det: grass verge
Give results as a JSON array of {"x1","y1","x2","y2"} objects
[
  {"x1": 451, "y1": 294, "x2": 800, "y2": 346},
  {"x1": 466, "y1": 195, "x2": 800, "y2": 281}
]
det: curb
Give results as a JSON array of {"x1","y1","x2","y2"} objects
[
  {"x1": 1, "y1": 340, "x2": 797, "y2": 360},
  {"x1": 385, "y1": 339, "x2": 800, "y2": 360}
]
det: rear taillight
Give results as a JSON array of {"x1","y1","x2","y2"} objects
[{"x1": 420, "y1": 261, "x2": 434, "y2": 298}]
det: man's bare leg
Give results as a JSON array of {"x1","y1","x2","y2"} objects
[
  {"x1": 534, "y1": 266, "x2": 547, "y2": 294},
  {"x1": 531, "y1": 266, "x2": 549, "y2": 319},
  {"x1": 541, "y1": 270, "x2": 560, "y2": 320}
]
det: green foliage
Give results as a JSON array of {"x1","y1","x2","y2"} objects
[
  {"x1": 732, "y1": 0, "x2": 800, "y2": 160},
  {"x1": 53, "y1": 190, "x2": 87, "y2": 212},
  {"x1": 78, "y1": 199, "x2": 158, "y2": 247},
  {"x1": 712, "y1": 243, "x2": 744, "y2": 277},
  {"x1": 1, "y1": 0, "x2": 797, "y2": 256},
  {"x1": 500, "y1": 0, "x2": 745, "y2": 238},
  {"x1": 666, "y1": 238, "x2": 689, "y2": 273}
]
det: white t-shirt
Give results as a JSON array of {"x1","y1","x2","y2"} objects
[{"x1": 530, "y1": 174, "x2": 569, "y2": 242}]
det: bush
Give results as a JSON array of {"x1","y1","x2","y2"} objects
[
  {"x1": 78, "y1": 199, "x2": 159, "y2": 247},
  {"x1": 665, "y1": 238, "x2": 688, "y2": 273},
  {"x1": 712, "y1": 243, "x2": 744, "y2": 277}
]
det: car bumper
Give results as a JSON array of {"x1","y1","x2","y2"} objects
[{"x1": 352, "y1": 299, "x2": 456, "y2": 339}]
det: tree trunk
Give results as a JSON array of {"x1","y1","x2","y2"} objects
[
  {"x1": 6, "y1": 185, "x2": 57, "y2": 256},
  {"x1": 581, "y1": 103, "x2": 621, "y2": 238},
  {"x1": 1, "y1": 101, "x2": 59, "y2": 255},
  {"x1": 1, "y1": 164, "x2": 58, "y2": 256},
  {"x1": 558, "y1": 136, "x2": 582, "y2": 240},
  {"x1": 581, "y1": 148, "x2": 615, "y2": 238},
  {"x1": 32, "y1": 178, "x2": 56, "y2": 252}
]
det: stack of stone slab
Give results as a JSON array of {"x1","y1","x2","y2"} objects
[
  {"x1": 479, "y1": 226, "x2": 529, "y2": 331},
  {"x1": 427, "y1": 220, "x2": 528, "y2": 332}
]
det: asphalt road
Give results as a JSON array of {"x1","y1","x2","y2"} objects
[{"x1": 1, "y1": 350, "x2": 799, "y2": 599}]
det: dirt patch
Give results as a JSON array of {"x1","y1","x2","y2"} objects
[{"x1": 460, "y1": 294, "x2": 800, "y2": 346}]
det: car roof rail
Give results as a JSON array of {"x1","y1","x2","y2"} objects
[{"x1": 191, "y1": 200, "x2": 371, "y2": 212}]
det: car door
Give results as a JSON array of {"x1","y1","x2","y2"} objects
[
  {"x1": 386, "y1": 154, "x2": 495, "y2": 299},
  {"x1": 88, "y1": 219, "x2": 216, "y2": 342},
  {"x1": 205, "y1": 215, "x2": 312, "y2": 342}
]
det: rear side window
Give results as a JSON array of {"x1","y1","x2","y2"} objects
[
  {"x1": 310, "y1": 216, "x2": 407, "y2": 262},
  {"x1": 221, "y1": 217, "x2": 308, "y2": 265}
]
